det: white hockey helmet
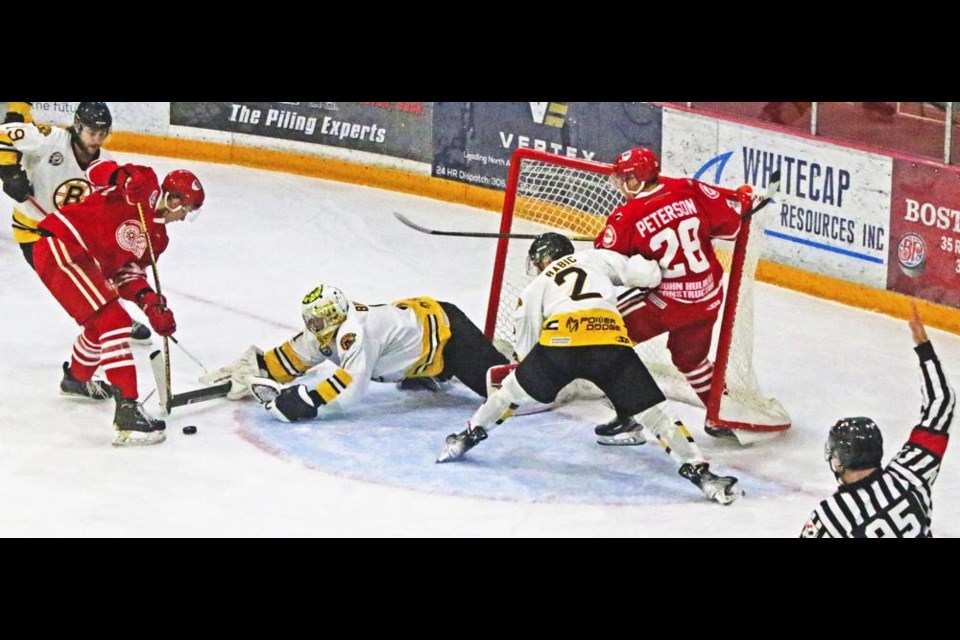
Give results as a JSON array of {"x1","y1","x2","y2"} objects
[{"x1": 301, "y1": 285, "x2": 349, "y2": 345}]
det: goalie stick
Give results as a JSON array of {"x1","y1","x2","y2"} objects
[
  {"x1": 150, "y1": 350, "x2": 231, "y2": 412},
  {"x1": 393, "y1": 212, "x2": 595, "y2": 242}
]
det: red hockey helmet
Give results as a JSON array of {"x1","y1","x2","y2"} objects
[
  {"x1": 161, "y1": 170, "x2": 205, "y2": 212},
  {"x1": 611, "y1": 147, "x2": 660, "y2": 196}
]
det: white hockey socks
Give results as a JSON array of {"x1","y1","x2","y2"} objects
[
  {"x1": 470, "y1": 370, "x2": 529, "y2": 434},
  {"x1": 636, "y1": 402, "x2": 706, "y2": 466}
]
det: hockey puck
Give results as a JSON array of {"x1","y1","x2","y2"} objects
[{"x1": 182, "y1": 425, "x2": 198, "y2": 435}]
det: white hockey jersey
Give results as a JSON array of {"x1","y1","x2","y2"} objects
[
  {"x1": 0, "y1": 121, "x2": 111, "y2": 240},
  {"x1": 262, "y1": 298, "x2": 451, "y2": 411},
  {"x1": 512, "y1": 249, "x2": 661, "y2": 360}
]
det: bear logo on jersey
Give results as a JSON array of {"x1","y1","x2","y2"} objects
[
  {"x1": 115, "y1": 220, "x2": 147, "y2": 259},
  {"x1": 340, "y1": 333, "x2": 357, "y2": 351},
  {"x1": 54, "y1": 179, "x2": 92, "y2": 210},
  {"x1": 49, "y1": 152, "x2": 64, "y2": 166}
]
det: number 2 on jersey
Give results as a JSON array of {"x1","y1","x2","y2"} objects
[
  {"x1": 649, "y1": 217, "x2": 709, "y2": 277},
  {"x1": 554, "y1": 267, "x2": 602, "y2": 301}
]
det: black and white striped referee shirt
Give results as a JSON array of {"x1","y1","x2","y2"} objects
[{"x1": 801, "y1": 340, "x2": 955, "y2": 538}]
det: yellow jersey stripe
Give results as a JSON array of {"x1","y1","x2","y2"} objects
[
  {"x1": 263, "y1": 340, "x2": 309, "y2": 383},
  {"x1": 314, "y1": 368, "x2": 352, "y2": 404}
]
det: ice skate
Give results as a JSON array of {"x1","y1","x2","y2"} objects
[
  {"x1": 113, "y1": 396, "x2": 166, "y2": 446},
  {"x1": 678, "y1": 462, "x2": 742, "y2": 505},
  {"x1": 60, "y1": 362, "x2": 115, "y2": 400},
  {"x1": 436, "y1": 426, "x2": 488, "y2": 463},
  {"x1": 595, "y1": 415, "x2": 647, "y2": 446}
]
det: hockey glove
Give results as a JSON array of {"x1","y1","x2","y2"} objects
[
  {"x1": 268, "y1": 384, "x2": 322, "y2": 422},
  {"x1": 115, "y1": 164, "x2": 159, "y2": 208},
  {"x1": 0, "y1": 163, "x2": 34, "y2": 203},
  {"x1": 736, "y1": 184, "x2": 764, "y2": 213},
  {"x1": 137, "y1": 290, "x2": 177, "y2": 337}
]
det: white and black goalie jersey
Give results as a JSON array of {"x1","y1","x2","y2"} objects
[{"x1": 801, "y1": 341, "x2": 955, "y2": 538}]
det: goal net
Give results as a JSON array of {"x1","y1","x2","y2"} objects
[{"x1": 484, "y1": 149, "x2": 790, "y2": 436}]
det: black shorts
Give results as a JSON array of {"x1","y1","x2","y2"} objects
[
  {"x1": 438, "y1": 302, "x2": 509, "y2": 398},
  {"x1": 515, "y1": 344, "x2": 665, "y2": 417}
]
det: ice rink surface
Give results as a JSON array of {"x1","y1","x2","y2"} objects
[{"x1": 1, "y1": 152, "x2": 957, "y2": 537}]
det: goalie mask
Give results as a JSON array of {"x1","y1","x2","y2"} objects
[
  {"x1": 527, "y1": 232, "x2": 575, "y2": 275},
  {"x1": 610, "y1": 147, "x2": 660, "y2": 198},
  {"x1": 301, "y1": 285, "x2": 349, "y2": 346},
  {"x1": 825, "y1": 417, "x2": 883, "y2": 481}
]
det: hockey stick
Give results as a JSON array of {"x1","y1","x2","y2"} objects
[
  {"x1": 393, "y1": 212, "x2": 595, "y2": 242},
  {"x1": 149, "y1": 350, "x2": 231, "y2": 411},
  {"x1": 137, "y1": 201, "x2": 171, "y2": 402},
  {"x1": 740, "y1": 170, "x2": 781, "y2": 221},
  {"x1": 169, "y1": 336, "x2": 208, "y2": 373}
]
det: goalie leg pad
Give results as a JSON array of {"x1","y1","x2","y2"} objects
[{"x1": 200, "y1": 345, "x2": 265, "y2": 400}]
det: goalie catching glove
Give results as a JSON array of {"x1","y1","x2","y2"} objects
[{"x1": 199, "y1": 345, "x2": 268, "y2": 400}]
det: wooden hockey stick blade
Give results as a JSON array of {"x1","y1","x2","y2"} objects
[
  {"x1": 742, "y1": 169, "x2": 781, "y2": 221},
  {"x1": 393, "y1": 212, "x2": 594, "y2": 242},
  {"x1": 167, "y1": 382, "x2": 233, "y2": 409},
  {"x1": 149, "y1": 349, "x2": 171, "y2": 412}
]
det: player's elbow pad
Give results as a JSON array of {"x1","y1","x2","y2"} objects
[{"x1": 625, "y1": 256, "x2": 662, "y2": 289}]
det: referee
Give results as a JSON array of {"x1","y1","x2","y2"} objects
[{"x1": 801, "y1": 301, "x2": 955, "y2": 538}]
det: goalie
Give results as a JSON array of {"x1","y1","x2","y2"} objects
[
  {"x1": 436, "y1": 233, "x2": 743, "y2": 505},
  {"x1": 202, "y1": 286, "x2": 511, "y2": 422}
]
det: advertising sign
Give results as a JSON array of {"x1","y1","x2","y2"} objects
[
  {"x1": 888, "y1": 160, "x2": 960, "y2": 308},
  {"x1": 170, "y1": 102, "x2": 432, "y2": 163},
  {"x1": 663, "y1": 108, "x2": 892, "y2": 288},
  {"x1": 433, "y1": 102, "x2": 662, "y2": 190}
]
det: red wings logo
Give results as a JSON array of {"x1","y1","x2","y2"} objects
[
  {"x1": 699, "y1": 183, "x2": 720, "y2": 199},
  {"x1": 115, "y1": 220, "x2": 147, "y2": 258},
  {"x1": 601, "y1": 225, "x2": 617, "y2": 247}
]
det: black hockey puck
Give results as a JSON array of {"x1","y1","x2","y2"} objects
[{"x1": 182, "y1": 425, "x2": 198, "y2": 435}]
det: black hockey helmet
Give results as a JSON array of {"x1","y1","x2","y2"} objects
[
  {"x1": 74, "y1": 102, "x2": 112, "y2": 131},
  {"x1": 825, "y1": 417, "x2": 883, "y2": 472},
  {"x1": 528, "y1": 232, "x2": 574, "y2": 273}
]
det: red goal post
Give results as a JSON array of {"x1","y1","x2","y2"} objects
[{"x1": 484, "y1": 148, "x2": 790, "y2": 436}]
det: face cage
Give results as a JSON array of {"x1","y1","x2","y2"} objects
[
  {"x1": 304, "y1": 303, "x2": 346, "y2": 343},
  {"x1": 609, "y1": 172, "x2": 645, "y2": 197},
  {"x1": 163, "y1": 192, "x2": 201, "y2": 221}
]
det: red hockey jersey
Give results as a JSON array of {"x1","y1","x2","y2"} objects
[
  {"x1": 37, "y1": 169, "x2": 167, "y2": 288},
  {"x1": 595, "y1": 177, "x2": 744, "y2": 303}
]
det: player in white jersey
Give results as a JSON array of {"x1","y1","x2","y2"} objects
[
  {"x1": 201, "y1": 285, "x2": 510, "y2": 422},
  {"x1": 437, "y1": 233, "x2": 743, "y2": 505},
  {"x1": 0, "y1": 102, "x2": 152, "y2": 343},
  {"x1": 1, "y1": 102, "x2": 112, "y2": 265}
]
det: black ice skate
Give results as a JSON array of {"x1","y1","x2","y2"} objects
[
  {"x1": 60, "y1": 362, "x2": 116, "y2": 400},
  {"x1": 704, "y1": 421, "x2": 738, "y2": 439},
  {"x1": 595, "y1": 415, "x2": 647, "y2": 446},
  {"x1": 678, "y1": 462, "x2": 743, "y2": 505},
  {"x1": 112, "y1": 396, "x2": 166, "y2": 447},
  {"x1": 436, "y1": 426, "x2": 488, "y2": 463},
  {"x1": 130, "y1": 321, "x2": 153, "y2": 345}
]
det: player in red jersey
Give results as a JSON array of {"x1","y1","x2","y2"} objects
[
  {"x1": 34, "y1": 159, "x2": 205, "y2": 446},
  {"x1": 595, "y1": 147, "x2": 755, "y2": 438}
]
